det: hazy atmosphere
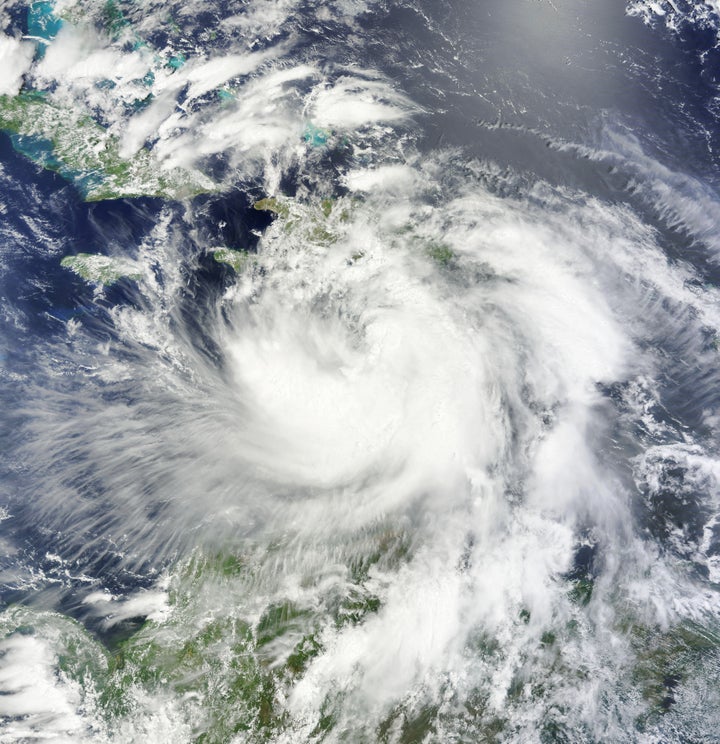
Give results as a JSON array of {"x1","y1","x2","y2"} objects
[{"x1": 1, "y1": 1, "x2": 720, "y2": 742}]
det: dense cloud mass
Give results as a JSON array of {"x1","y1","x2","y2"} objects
[{"x1": 1, "y1": 1, "x2": 720, "y2": 742}]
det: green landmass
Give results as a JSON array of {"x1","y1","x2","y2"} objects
[
  {"x1": 425, "y1": 240, "x2": 455, "y2": 266},
  {"x1": 253, "y1": 196, "x2": 292, "y2": 219},
  {"x1": 4, "y1": 541, "x2": 718, "y2": 741},
  {"x1": 101, "y1": 0, "x2": 131, "y2": 38},
  {"x1": 629, "y1": 620, "x2": 720, "y2": 721},
  {"x1": 0, "y1": 92, "x2": 215, "y2": 201},
  {"x1": 61, "y1": 253, "x2": 142, "y2": 285},
  {"x1": 213, "y1": 247, "x2": 249, "y2": 272},
  {"x1": 253, "y1": 195, "x2": 353, "y2": 247}
]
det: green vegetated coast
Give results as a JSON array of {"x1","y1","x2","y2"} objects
[
  {"x1": 0, "y1": 531, "x2": 405, "y2": 743},
  {"x1": 0, "y1": 0, "x2": 214, "y2": 202},
  {"x1": 1, "y1": 3, "x2": 340, "y2": 205},
  {"x1": 2, "y1": 539, "x2": 719, "y2": 742},
  {"x1": 59, "y1": 253, "x2": 142, "y2": 285},
  {"x1": 0, "y1": 92, "x2": 214, "y2": 202}
]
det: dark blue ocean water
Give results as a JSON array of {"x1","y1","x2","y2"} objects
[{"x1": 1, "y1": 1, "x2": 720, "y2": 741}]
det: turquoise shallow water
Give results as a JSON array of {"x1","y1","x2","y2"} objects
[{"x1": 1, "y1": 1, "x2": 720, "y2": 742}]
